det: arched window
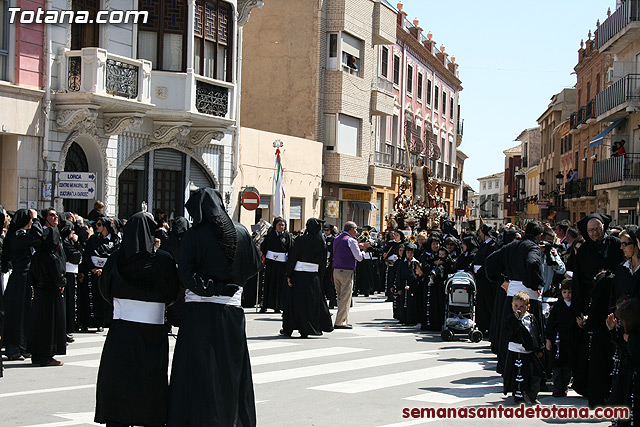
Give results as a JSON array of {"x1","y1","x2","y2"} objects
[{"x1": 63, "y1": 142, "x2": 90, "y2": 216}]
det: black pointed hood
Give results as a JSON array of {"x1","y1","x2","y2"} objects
[
  {"x1": 185, "y1": 188, "x2": 237, "y2": 265},
  {"x1": 577, "y1": 213, "x2": 612, "y2": 241},
  {"x1": 122, "y1": 211, "x2": 157, "y2": 258}
]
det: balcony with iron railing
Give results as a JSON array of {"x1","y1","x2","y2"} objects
[
  {"x1": 586, "y1": 99, "x2": 596, "y2": 122},
  {"x1": 394, "y1": 147, "x2": 410, "y2": 172},
  {"x1": 595, "y1": 74, "x2": 640, "y2": 120},
  {"x1": 564, "y1": 177, "x2": 596, "y2": 199},
  {"x1": 598, "y1": 0, "x2": 640, "y2": 53},
  {"x1": 569, "y1": 112, "x2": 578, "y2": 131},
  {"x1": 58, "y1": 48, "x2": 153, "y2": 107},
  {"x1": 594, "y1": 153, "x2": 640, "y2": 187},
  {"x1": 436, "y1": 161, "x2": 444, "y2": 179},
  {"x1": 577, "y1": 105, "x2": 587, "y2": 128}
]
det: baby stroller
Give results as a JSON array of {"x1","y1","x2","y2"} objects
[{"x1": 441, "y1": 272, "x2": 483, "y2": 342}]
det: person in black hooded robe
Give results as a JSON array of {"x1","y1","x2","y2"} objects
[
  {"x1": 280, "y1": 218, "x2": 334, "y2": 338},
  {"x1": 571, "y1": 213, "x2": 622, "y2": 400},
  {"x1": 455, "y1": 235, "x2": 479, "y2": 273},
  {"x1": 60, "y1": 219, "x2": 82, "y2": 341},
  {"x1": 27, "y1": 218, "x2": 67, "y2": 367},
  {"x1": 1, "y1": 209, "x2": 42, "y2": 359},
  {"x1": 473, "y1": 223, "x2": 498, "y2": 337},
  {"x1": 165, "y1": 216, "x2": 190, "y2": 325},
  {"x1": 490, "y1": 228, "x2": 521, "y2": 353},
  {"x1": 78, "y1": 216, "x2": 120, "y2": 331},
  {"x1": 168, "y1": 188, "x2": 262, "y2": 427},
  {"x1": 258, "y1": 217, "x2": 293, "y2": 313},
  {"x1": 95, "y1": 211, "x2": 180, "y2": 427}
]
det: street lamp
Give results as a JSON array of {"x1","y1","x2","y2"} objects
[
  {"x1": 539, "y1": 179, "x2": 546, "y2": 198},
  {"x1": 555, "y1": 171, "x2": 564, "y2": 188}
]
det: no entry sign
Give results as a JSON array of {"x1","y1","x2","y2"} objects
[{"x1": 241, "y1": 190, "x2": 260, "y2": 210}]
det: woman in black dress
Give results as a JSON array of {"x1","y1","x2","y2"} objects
[
  {"x1": 280, "y1": 218, "x2": 333, "y2": 338},
  {"x1": 1, "y1": 209, "x2": 41, "y2": 359},
  {"x1": 95, "y1": 211, "x2": 180, "y2": 427},
  {"x1": 78, "y1": 217, "x2": 120, "y2": 331}
]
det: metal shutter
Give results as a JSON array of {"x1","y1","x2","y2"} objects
[
  {"x1": 259, "y1": 196, "x2": 271, "y2": 209},
  {"x1": 127, "y1": 154, "x2": 146, "y2": 171},
  {"x1": 190, "y1": 160, "x2": 214, "y2": 189},
  {"x1": 290, "y1": 198, "x2": 303, "y2": 220},
  {"x1": 154, "y1": 149, "x2": 184, "y2": 171}
]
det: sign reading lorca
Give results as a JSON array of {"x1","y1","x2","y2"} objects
[{"x1": 57, "y1": 172, "x2": 97, "y2": 199}]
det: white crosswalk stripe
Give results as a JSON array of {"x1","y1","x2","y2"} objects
[
  {"x1": 309, "y1": 361, "x2": 483, "y2": 394},
  {"x1": 252, "y1": 352, "x2": 436, "y2": 384}
]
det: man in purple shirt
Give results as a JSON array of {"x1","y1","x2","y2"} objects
[{"x1": 332, "y1": 221, "x2": 370, "y2": 329}]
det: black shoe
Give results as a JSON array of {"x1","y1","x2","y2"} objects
[
  {"x1": 279, "y1": 329, "x2": 292, "y2": 337},
  {"x1": 66, "y1": 334, "x2": 75, "y2": 343},
  {"x1": 259, "y1": 307, "x2": 267, "y2": 313},
  {"x1": 328, "y1": 305, "x2": 335, "y2": 309},
  {"x1": 334, "y1": 324, "x2": 353, "y2": 329},
  {"x1": 97, "y1": 327, "x2": 104, "y2": 332},
  {"x1": 274, "y1": 309, "x2": 281, "y2": 314}
]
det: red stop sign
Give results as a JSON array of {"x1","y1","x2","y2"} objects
[{"x1": 241, "y1": 190, "x2": 260, "y2": 210}]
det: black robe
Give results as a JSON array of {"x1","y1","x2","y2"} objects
[
  {"x1": 259, "y1": 229, "x2": 293, "y2": 311},
  {"x1": 573, "y1": 271, "x2": 615, "y2": 407},
  {"x1": 26, "y1": 226, "x2": 66, "y2": 363},
  {"x1": 168, "y1": 188, "x2": 262, "y2": 427},
  {"x1": 545, "y1": 300, "x2": 578, "y2": 369},
  {"x1": 472, "y1": 237, "x2": 497, "y2": 335},
  {"x1": 382, "y1": 240, "x2": 403, "y2": 298},
  {"x1": 486, "y1": 236, "x2": 545, "y2": 374},
  {"x1": 625, "y1": 332, "x2": 640, "y2": 426},
  {"x1": 573, "y1": 216, "x2": 622, "y2": 316},
  {"x1": 420, "y1": 254, "x2": 452, "y2": 331},
  {"x1": 95, "y1": 212, "x2": 180, "y2": 426},
  {"x1": 61, "y1": 221, "x2": 82, "y2": 335},
  {"x1": 2, "y1": 211, "x2": 42, "y2": 356},
  {"x1": 282, "y1": 220, "x2": 333, "y2": 337},
  {"x1": 78, "y1": 230, "x2": 119, "y2": 329},
  {"x1": 354, "y1": 242, "x2": 381, "y2": 297},
  {"x1": 394, "y1": 257, "x2": 421, "y2": 325},
  {"x1": 322, "y1": 233, "x2": 337, "y2": 305},
  {"x1": 502, "y1": 312, "x2": 544, "y2": 397}
]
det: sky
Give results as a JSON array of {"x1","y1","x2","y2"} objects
[{"x1": 399, "y1": 0, "x2": 615, "y2": 191}]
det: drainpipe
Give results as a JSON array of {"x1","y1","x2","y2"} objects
[{"x1": 42, "y1": 0, "x2": 53, "y2": 208}]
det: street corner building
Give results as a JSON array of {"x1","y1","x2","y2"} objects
[{"x1": 0, "y1": 0, "x2": 265, "y2": 217}]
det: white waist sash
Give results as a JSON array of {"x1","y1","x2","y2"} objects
[
  {"x1": 507, "y1": 280, "x2": 540, "y2": 301},
  {"x1": 294, "y1": 261, "x2": 319, "y2": 272},
  {"x1": 265, "y1": 251, "x2": 287, "y2": 262},
  {"x1": 184, "y1": 288, "x2": 243, "y2": 306},
  {"x1": 508, "y1": 342, "x2": 531, "y2": 354},
  {"x1": 65, "y1": 262, "x2": 79, "y2": 274},
  {"x1": 113, "y1": 298, "x2": 165, "y2": 325},
  {"x1": 473, "y1": 265, "x2": 481, "y2": 273},
  {"x1": 363, "y1": 253, "x2": 372, "y2": 260},
  {"x1": 91, "y1": 256, "x2": 108, "y2": 268}
]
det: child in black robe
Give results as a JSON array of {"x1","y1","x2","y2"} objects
[
  {"x1": 545, "y1": 280, "x2": 577, "y2": 397},
  {"x1": 503, "y1": 291, "x2": 545, "y2": 405},
  {"x1": 394, "y1": 243, "x2": 423, "y2": 326}
]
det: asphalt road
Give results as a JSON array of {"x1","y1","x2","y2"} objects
[{"x1": 0, "y1": 295, "x2": 611, "y2": 426}]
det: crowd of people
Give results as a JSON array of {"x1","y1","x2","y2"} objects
[
  {"x1": 0, "y1": 191, "x2": 262, "y2": 426},
  {"x1": 2, "y1": 195, "x2": 640, "y2": 424},
  {"x1": 253, "y1": 214, "x2": 640, "y2": 423}
]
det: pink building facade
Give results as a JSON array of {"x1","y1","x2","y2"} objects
[
  {"x1": 375, "y1": 3, "x2": 463, "y2": 218},
  {"x1": 0, "y1": 0, "x2": 46, "y2": 210}
]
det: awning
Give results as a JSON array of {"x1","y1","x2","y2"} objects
[
  {"x1": 590, "y1": 117, "x2": 627, "y2": 148},
  {"x1": 352, "y1": 201, "x2": 377, "y2": 211}
]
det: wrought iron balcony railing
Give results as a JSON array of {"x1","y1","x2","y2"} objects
[
  {"x1": 598, "y1": 0, "x2": 640, "y2": 49},
  {"x1": 594, "y1": 153, "x2": 640, "y2": 185},
  {"x1": 595, "y1": 74, "x2": 640, "y2": 117},
  {"x1": 62, "y1": 48, "x2": 152, "y2": 104},
  {"x1": 564, "y1": 177, "x2": 596, "y2": 199}
]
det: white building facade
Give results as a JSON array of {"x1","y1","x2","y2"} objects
[
  {"x1": 477, "y1": 171, "x2": 504, "y2": 229},
  {"x1": 37, "y1": 0, "x2": 263, "y2": 218}
]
